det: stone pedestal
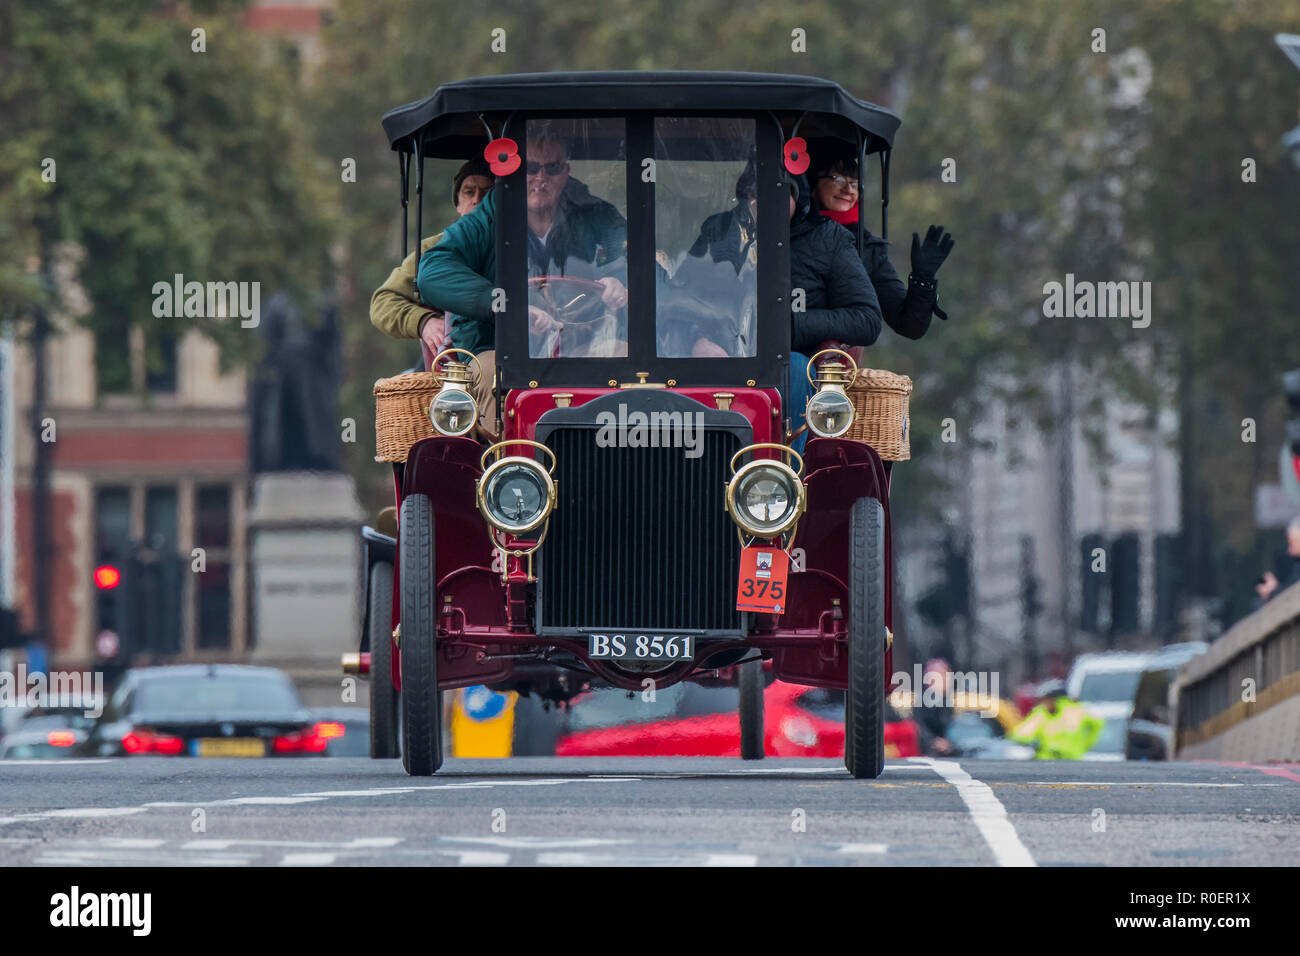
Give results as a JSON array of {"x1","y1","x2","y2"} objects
[{"x1": 247, "y1": 472, "x2": 363, "y2": 685}]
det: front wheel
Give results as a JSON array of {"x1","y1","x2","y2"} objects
[
  {"x1": 738, "y1": 659, "x2": 765, "y2": 759},
  {"x1": 845, "y1": 497, "x2": 886, "y2": 779},
  {"x1": 367, "y1": 561, "x2": 399, "y2": 758},
  {"x1": 399, "y1": 493, "x2": 442, "y2": 776}
]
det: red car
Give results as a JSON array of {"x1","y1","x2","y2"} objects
[{"x1": 555, "y1": 681, "x2": 919, "y2": 758}]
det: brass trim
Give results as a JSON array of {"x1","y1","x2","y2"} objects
[
  {"x1": 713, "y1": 392, "x2": 735, "y2": 411},
  {"x1": 553, "y1": 393, "x2": 574, "y2": 408},
  {"x1": 341, "y1": 652, "x2": 362, "y2": 675}
]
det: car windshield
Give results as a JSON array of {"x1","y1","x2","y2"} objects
[
  {"x1": 655, "y1": 116, "x2": 758, "y2": 358},
  {"x1": 1090, "y1": 718, "x2": 1128, "y2": 754},
  {"x1": 945, "y1": 713, "x2": 1002, "y2": 748},
  {"x1": 132, "y1": 673, "x2": 301, "y2": 715},
  {"x1": 566, "y1": 682, "x2": 740, "y2": 731},
  {"x1": 524, "y1": 117, "x2": 629, "y2": 359},
  {"x1": 1078, "y1": 670, "x2": 1142, "y2": 703},
  {"x1": 19, "y1": 712, "x2": 96, "y2": 731}
]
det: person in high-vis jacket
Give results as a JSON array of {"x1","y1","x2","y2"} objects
[{"x1": 1009, "y1": 688, "x2": 1105, "y2": 760}]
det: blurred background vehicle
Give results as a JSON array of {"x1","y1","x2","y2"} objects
[
  {"x1": 309, "y1": 706, "x2": 370, "y2": 756},
  {"x1": 1067, "y1": 651, "x2": 1155, "y2": 711},
  {"x1": 82, "y1": 665, "x2": 330, "y2": 758},
  {"x1": 552, "y1": 681, "x2": 920, "y2": 759},
  {"x1": 0, "y1": 697, "x2": 100, "y2": 759},
  {"x1": 1123, "y1": 641, "x2": 1209, "y2": 760}
]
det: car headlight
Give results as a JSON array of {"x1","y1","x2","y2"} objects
[
  {"x1": 725, "y1": 447, "x2": 806, "y2": 539},
  {"x1": 430, "y1": 387, "x2": 478, "y2": 437},
  {"x1": 428, "y1": 348, "x2": 482, "y2": 437},
  {"x1": 805, "y1": 387, "x2": 855, "y2": 438},
  {"x1": 477, "y1": 456, "x2": 556, "y2": 535}
]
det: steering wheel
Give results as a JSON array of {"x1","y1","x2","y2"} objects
[
  {"x1": 527, "y1": 275, "x2": 610, "y2": 327},
  {"x1": 528, "y1": 275, "x2": 622, "y2": 357}
]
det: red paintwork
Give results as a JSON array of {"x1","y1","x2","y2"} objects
[
  {"x1": 555, "y1": 681, "x2": 920, "y2": 758},
  {"x1": 384, "y1": 384, "x2": 895, "y2": 700}
]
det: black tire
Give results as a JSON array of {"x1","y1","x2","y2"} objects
[
  {"x1": 368, "y1": 561, "x2": 399, "y2": 758},
  {"x1": 400, "y1": 494, "x2": 442, "y2": 776},
  {"x1": 738, "y1": 658, "x2": 765, "y2": 760},
  {"x1": 846, "y1": 497, "x2": 886, "y2": 779}
]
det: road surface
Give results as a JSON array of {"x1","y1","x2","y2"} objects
[{"x1": 2, "y1": 757, "x2": 1297, "y2": 866}]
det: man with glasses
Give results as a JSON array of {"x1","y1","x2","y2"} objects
[{"x1": 416, "y1": 131, "x2": 629, "y2": 433}]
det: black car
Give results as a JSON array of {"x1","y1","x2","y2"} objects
[
  {"x1": 309, "y1": 707, "x2": 372, "y2": 757},
  {"x1": 83, "y1": 665, "x2": 327, "y2": 758}
]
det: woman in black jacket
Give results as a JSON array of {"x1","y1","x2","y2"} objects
[{"x1": 808, "y1": 149, "x2": 954, "y2": 339}]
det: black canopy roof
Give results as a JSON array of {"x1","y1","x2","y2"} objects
[{"x1": 381, "y1": 70, "x2": 901, "y2": 158}]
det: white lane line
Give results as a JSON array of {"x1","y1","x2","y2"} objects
[
  {"x1": 0, "y1": 807, "x2": 149, "y2": 826},
  {"x1": 916, "y1": 759, "x2": 1036, "y2": 868},
  {"x1": 281, "y1": 852, "x2": 336, "y2": 865},
  {"x1": 441, "y1": 835, "x2": 632, "y2": 849},
  {"x1": 836, "y1": 843, "x2": 888, "y2": 854},
  {"x1": 0, "y1": 759, "x2": 109, "y2": 766},
  {"x1": 145, "y1": 796, "x2": 324, "y2": 807},
  {"x1": 1016, "y1": 781, "x2": 1263, "y2": 788},
  {"x1": 294, "y1": 788, "x2": 416, "y2": 797},
  {"x1": 183, "y1": 837, "x2": 401, "y2": 851},
  {"x1": 703, "y1": 853, "x2": 757, "y2": 866},
  {"x1": 436, "y1": 849, "x2": 510, "y2": 866}
]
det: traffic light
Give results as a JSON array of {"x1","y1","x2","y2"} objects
[{"x1": 93, "y1": 558, "x2": 128, "y2": 658}]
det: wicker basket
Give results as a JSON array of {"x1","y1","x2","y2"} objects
[
  {"x1": 374, "y1": 372, "x2": 438, "y2": 462},
  {"x1": 845, "y1": 368, "x2": 913, "y2": 461}
]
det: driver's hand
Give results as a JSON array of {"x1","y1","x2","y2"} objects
[
  {"x1": 692, "y1": 337, "x2": 728, "y2": 358},
  {"x1": 596, "y1": 277, "x2": 628, "y2": 309},
  {"x1": 529, "y1": 305, "x2": 561, "y2": 335},
  {"x1": 419, "y1": 311, "x2": 450, "y2": 352}
]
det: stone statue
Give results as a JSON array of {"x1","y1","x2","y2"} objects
[{"x1": 249, "y1": 291, "x2": 341, "y2": 473}]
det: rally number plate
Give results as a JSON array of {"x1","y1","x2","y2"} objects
[{"x1": 587, "y1": 633, "x2": 695, "y2": 661}]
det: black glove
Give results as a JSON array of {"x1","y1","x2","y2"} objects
[{"x1": 910, "y1": 224, "x2": 955, "y2": 280}]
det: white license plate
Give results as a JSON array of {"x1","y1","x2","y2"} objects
[{"x1": 588, "y1": 633, "x2": 695, "y2": 661}]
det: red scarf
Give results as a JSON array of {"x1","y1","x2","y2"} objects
[{"x1": 819, "y1": 204, "x2": 859, "y2": 226}]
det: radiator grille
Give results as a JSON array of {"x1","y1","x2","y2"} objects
[{"x1": 539, "y1": 427, "x2": 744, "y2": 633}]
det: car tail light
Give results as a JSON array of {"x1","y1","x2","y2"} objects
[
  {"x1": 314, "y1": 722, "x2": 345, "y2": 740},
  {"x1": 47, "y1": 731, "x2": 77, "y2": 748},
  {"x1": 272, "y1": 724, "x2": 329, "y2": 754},
  {"x1": 122, "y1": 729, "x2": 185, "y2": 755}
]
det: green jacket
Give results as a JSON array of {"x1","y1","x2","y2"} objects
[
  {"x1": 416, "y1": 181, "x2": 627, "y2": 356},
  {"x1": 1009, "y1": 698, "x2": 1105, "y2": 760}
]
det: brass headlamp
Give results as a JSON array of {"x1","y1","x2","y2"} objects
[
  {"x1": 804, "y1": 348, "x2": 858, "y2": 439},
  {"x1": 429, "y1": 348, "x2": 481, "y2": 438}
]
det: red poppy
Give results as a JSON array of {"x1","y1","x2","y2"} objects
[
  {"x1": 484, "y1": 137, "x2": 521, "y2": 176},
  {"x1": 783, "y1": 136, "x2": 810, "y2": 175}
]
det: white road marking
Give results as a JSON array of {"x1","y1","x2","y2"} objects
[
  {"x1": 0, "y1": 807, "x2": 148, "y2": 826},
  {"x1": 435, "y1": 849, "x2": 510, "y2": 866},
  {"x1": 281, "y1": 852, "x2": 335, "y2": 865},
  {"x1": 835, "y1": 843, "x2": 888, "y2": 854},
  {"x1": 1016, "y1": 781, "x2": 1262, "y2": 788},
  {"x1": 183, "y1": 837, "x2": 401, "y2": 851},
  {"x1": 145, "y1": 796, "x2": 324, "y2": 807},
  {"x1": 916, "y1": 759, "x2": 1036, "y2": 868},
  {"x1": 703, "y1": 853, "x2": 757, "y2": 866},
  {"x1": 441, "y1": 835, "x2": 632, "y2": 849},
  {"x1": 0, "y1": 759, "x2": 109, "y2": 766},
  {"x1": 293, "y1": 788, "x2": 416, "y2": 797}
]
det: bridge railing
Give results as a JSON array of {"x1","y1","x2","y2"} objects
[{"x1": 1172, "y1": 580, "x2": 1300, "y2": 761}]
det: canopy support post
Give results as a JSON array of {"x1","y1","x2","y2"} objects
[
  {"x1": 399, "y1": 149, "x2": 411, "y2": 261},
  {"x1": 879, "y1": 148, "x2": 891, "y2": 241}
]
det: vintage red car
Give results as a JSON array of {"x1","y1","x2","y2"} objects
[{"x1": 349, "y1": 71, "x2": 907, "y2": 778}]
